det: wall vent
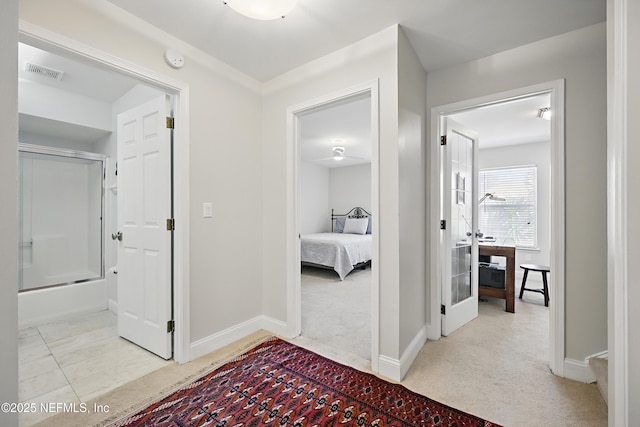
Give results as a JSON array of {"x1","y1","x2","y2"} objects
[{"x1": 24, "y1": 62, "x2": 64, "y2": 81}]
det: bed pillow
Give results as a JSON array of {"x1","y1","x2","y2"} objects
[
  {"x1": 343, "y1": 217, "x2": 369, "y2": 235},
  {"x1": 366, "y1": 216, "x2": 372, "y2": 234},
  {"x1": 334, "y1": 217, "x2": 346, "y2": 233}
]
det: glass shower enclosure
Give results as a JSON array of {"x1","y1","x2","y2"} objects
[{"x1": 18, "y1": 144, "x2": 106, "y2": 291}]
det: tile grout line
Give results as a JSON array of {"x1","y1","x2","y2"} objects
[{"x1": 37, "y1": 324, "x2": 84, "y2": 405}]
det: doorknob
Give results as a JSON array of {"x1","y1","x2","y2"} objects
[
  {"x1": 111, "y1": 231, "x2": 123, "y2": 241},
  {"x1": 475, "y1": 231, "x2": 484, "y2": 238}
]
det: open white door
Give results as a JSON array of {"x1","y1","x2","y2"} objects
[
  {"x1": 116, "y1": 95, "x2": 173, "y2": 359},
  {"x1": 441, "y1": 118, "x2": 479, "y2": 336}
]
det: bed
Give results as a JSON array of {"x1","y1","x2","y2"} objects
[{"x1": 300, "y1": 207, "x2": 372, "y2": 280}]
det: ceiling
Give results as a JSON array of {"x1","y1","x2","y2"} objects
[
  {"x1": 107, "y1": 0, "x2": 605, "y2": 83},
  {"x1": 300, "y1": 92, "x2": 551, "y2": 169},
  {"x1": 450, "y1": 94, "x2": 552, "y2": 149},
  {"x1": 17, "y1": 40, "x2": 550, "y2": 158},
  {"x1": 19, "y1": 43, "x2": 139, "y2": 103},
  {"x1": 300, "y1": 94, "x2": 371, "y2": 168},
  {"x1": 18, "y1": 43, "x2": 140, "y2": 143},
  {"x1": 20, "y1": 1, "x2": 595, "y2": 152}
]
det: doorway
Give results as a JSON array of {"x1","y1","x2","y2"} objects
[
  {"x1": 16, "y1": 26, "x2": 190, "y2": 423},
  {"x1": 20, "y1": 25, "x2": 190, "y2": 364},
  {"x1": 297, "y1": 93, "x2": 373, "y2": 361},
  {"x1": 429, "y1": 80, "x2": 566, "y2": 375},
  {"x1": 288, "y1": 80, "x2": 380, "y2": 371}
]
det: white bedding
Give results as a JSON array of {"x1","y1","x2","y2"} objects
[{"x1": 300, "y1": 233, "x2": 372, "y2": 280}]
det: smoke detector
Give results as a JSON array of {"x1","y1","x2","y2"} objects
[{"x1": 24, "y1": 62, "x2": 64, "y2": 81}]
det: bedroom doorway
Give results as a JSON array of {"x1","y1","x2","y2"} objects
[
  {"x1": 289, "y1": 81, "x2": 380, "y2": 369},
  {"x1": 429, "y1": 80, "x2": 565, "y2": 375}
]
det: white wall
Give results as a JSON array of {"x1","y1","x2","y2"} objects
[
  {"x1": 397, "y1": 28, "x2": 427, "y2": 355},
  {"x1": 300, "y1": 163, "x2": 372, "y2": 235},
  {"x1": 0, "y1": 0, "x2": 19, "y2": 424},
  {"x1": 427, "y1": 23, "x2": 607, "y2": 362},
  {"x1": 329, "y1": 164, "x2": 371, "y2": 215},
  {"x1": 20, "y1": 0, "x2": 263, "y2": 347},
  {"x1": 479, "y1": 141, "x2": 551, "y2": 271},
  {"x1": 299, "y1": 161, "x2": 329, "y2": 234}
]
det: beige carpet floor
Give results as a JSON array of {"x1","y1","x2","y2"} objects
[
  {"x1": 402, "y1": 294, "x2": 607, "y2": 426},
  {"x1": 301, "y1": 264, "x2": 371, "y2": 360},
  {"x1": 34, "y1": 278, "x2": 607, "y2": 427}
]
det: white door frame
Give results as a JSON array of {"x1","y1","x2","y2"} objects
[
  {"x1": 286, "y1": 80, "x2": 380, "y2": 372},
  {"x1": 19, "y1": 22, "x2": 192, "y2": 364},
  {"x1": 428, "y1": 80, "x2": 566, "y2": 376},
  {"x1": 607, "y1": 0, "x2": 630, "y2": 422}
]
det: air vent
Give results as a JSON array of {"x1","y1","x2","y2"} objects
[{"x1": 24, "y1": 62, "x2": 64, "y2": 81}]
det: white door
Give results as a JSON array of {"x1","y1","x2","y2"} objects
[
  {"x1": 441, "y1": 118, "x2": 479, "y2": 336},
  {"x1": 116, "y1": 95, "x2": 173, "y2": 359}
]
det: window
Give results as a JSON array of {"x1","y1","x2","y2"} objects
[{"x1": 478, "y1": 165, "x2": 537, "y2": 248}]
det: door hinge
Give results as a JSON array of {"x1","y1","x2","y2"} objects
[
  {"x1": 440, "y1": 220, "x2": 446, "y2": 230},
  {"x1": 440, "y1": 135, "x2": 447, "y2": 145},
  {"x1": 167, "y1": 320, "x2": 175, "y2": 333},
  {"x1": 166, "y1": 218, "x2": 175, "y2": 231},
  {"x1": 441, "y1": 304, "x2": 446, "y2": 315},
  {"x1": 166, "y1": 117, "x2": 175, "y2": 129}
]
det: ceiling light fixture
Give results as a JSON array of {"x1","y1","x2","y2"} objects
[
  {"x1": 223, "y1": 0, "x2": 297, "y2": 20},
  {"x1": 537, "y1": 107, "x2": 551, "y2": 120},
  {"x1": 333, "y1": 146, "x2": 345, "y2": 161}
]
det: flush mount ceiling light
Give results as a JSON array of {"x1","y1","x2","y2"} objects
[
  {"x1": 537, "y1": 107, "x2": 551, "y2": 120},
  {"x1": 223, "y1": 0, "x2": 297, "y2": 20},
  {"x1": 333, "y1": 146, "x2": 345, "y2": 161}
]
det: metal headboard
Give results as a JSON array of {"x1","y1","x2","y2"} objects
[{"x1": 331, "y1": 207, "x2": 371, "y2": 231}]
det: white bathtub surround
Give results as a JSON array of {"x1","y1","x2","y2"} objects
[{"x1": 18, "y1": 279, "x2": 108, "y2": 328}]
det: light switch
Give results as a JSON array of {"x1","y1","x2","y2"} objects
[{"x1": 203, "y1": 202, "x2": 213, "y2": 218}]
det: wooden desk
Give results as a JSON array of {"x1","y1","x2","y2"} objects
[{"x1": 479, "y1": 244, "x2": 516, "y2": 313}]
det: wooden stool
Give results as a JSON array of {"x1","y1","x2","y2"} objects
[{"x1": 519, "y1": 264, "x2": 550, "y2": 307}]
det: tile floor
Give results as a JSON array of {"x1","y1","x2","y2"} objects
[{"x1": 18, "y1": 310, "x2": 173, "y2": 426}]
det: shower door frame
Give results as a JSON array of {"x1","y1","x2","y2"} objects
[{"x1": 18, "y1": 143, "x2": 107, "y2": 291}]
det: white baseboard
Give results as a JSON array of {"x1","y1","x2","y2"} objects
[
  {"x1": 377, "y1": 325, "x2": 428, "y2": 382},
  {"x1": 564, "y1": 350, "x2": 607, "y2": 383},
  {"x1": 378, "y1": 355, "x2": 401, "y2": 381},
  {"x1": 189, "y1": 315, "x2": 289, "y2": 361},
  {"x1": 564, "y1": 358, "x2": 594, "y2": 383}
]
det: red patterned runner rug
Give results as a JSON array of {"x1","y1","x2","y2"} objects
[{"x1": 112, "y1": 337, "x2": 500, "y2": 426}]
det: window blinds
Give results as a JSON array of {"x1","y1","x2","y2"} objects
[{"x1": 478, "y1": 165, "x2": 537, "y2": 248}]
